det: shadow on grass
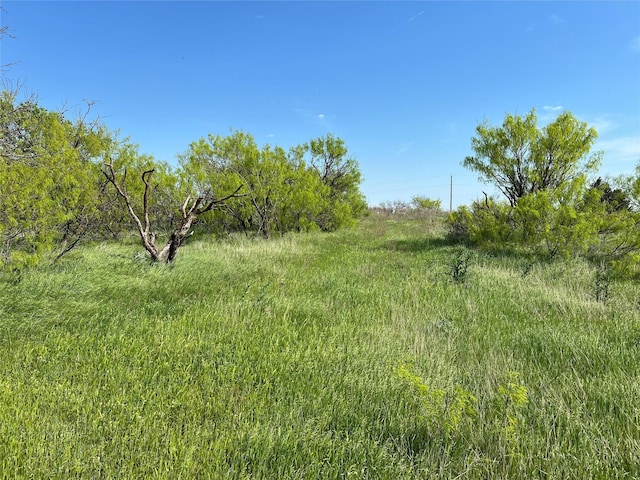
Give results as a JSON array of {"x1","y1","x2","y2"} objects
[
  {"x1": 383, "y1": 235, "x2": 553, "y2": 279},
  {"x1": 384, "y1": 236, "x2": 464, "y2": 253},
  {"x1": 385, "y1": 424, "x2": 472, "y2": 463}
]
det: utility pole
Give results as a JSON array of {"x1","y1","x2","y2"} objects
[{"x1": 449, "y1": 175, "x2": 453, "y2": 212}]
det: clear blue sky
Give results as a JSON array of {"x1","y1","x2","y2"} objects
[{"x1": 2, "y1": 1, "x2": 639, "y2": 208}]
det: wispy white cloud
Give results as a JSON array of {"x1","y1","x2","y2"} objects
[
  {"x1": 549, "y1": 13, "x2": 565, "y2": 24},
  {"x1": 293, "y1": 107, "x2": 316, "y2": 120},
  {"x1": 526, "y1": 13, "x2": 564, "y2": 32},
  {"x1": 293, "y1": 106, "x2": 335, "y2": 128},
  {"x1": 631, "y1": 35, "x2": 640, "y2": 54},
  {"x1": 395, "y1": 142, "x2": 414, "y2": 155},
  {"x1": 596, "y1": 136, "x2": 640, "y2": 167},
  {"x1": 407, "y1": 11, "x2": 424, "y2": 23},
  {"x1": 588, "y1": 114, "x2": 619, "y2": 135},
  {"x1": 539, "y1": 105, "x2": 564, "y2": 123}
]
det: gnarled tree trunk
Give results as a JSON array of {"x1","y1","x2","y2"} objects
[{"x1": 103, "y1": 159, "x2": 243, "y2": 263}]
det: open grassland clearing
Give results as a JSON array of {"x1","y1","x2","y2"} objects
[{"x1": 0, "y1": 214, "x2": 639, "y2": 478}]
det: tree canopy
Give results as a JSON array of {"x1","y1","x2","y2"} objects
[
  {"x1": 451, "y1": 109, "x2": 639, "y2": 277},
  {"x1": 463, "y1": 109, "x2": 601, "y2": 207},
  {"x1": 0, "y1": 91, "x2": 112, "y2": 267},
  {"x1": 179, "y1": 131, "x2": 367, "y2": 238},
  {"x1": 0, "y1": 91, "x2": 367, "y2": 267}
]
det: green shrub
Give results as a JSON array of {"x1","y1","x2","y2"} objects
[{"x1": 411, "y1": 195, "x2": 442, "y2": 211}]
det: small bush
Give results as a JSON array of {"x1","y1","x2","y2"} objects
[
  {"x1": 593, "y1": 262, "x2": 611, "y2": 303},
  {"x1": 412, "y1": 195, "x2": 442, "y2": 211},
  {"x1": 397, "y1": 363, "x2": 477, "y2": 438},
  {"x1": 449, "y1": 249, "x2": 471, "y2": 284}
]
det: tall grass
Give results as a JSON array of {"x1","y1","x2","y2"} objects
[{"x1": 0, "y1": 214, "x2": 638, "y2": 478}]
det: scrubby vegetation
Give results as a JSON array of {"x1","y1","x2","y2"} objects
[
  {"x1": 1, "y1": 91, "x2": 367, "y2": 268},
  {"x1": 2, "y1": 75, "x2": 639, "y2": 477},
  {"x1": 448, "y1": 109, "x2": 640, "y2": 278},
  {"x1": 1, "y1": 213, "x2": 638, "y2": 478}
]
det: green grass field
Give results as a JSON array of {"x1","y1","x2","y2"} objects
[{"x1": 1, "y1": 214, "x2": 639, "y2": 479}]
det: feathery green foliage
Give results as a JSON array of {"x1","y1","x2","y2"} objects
[
  {"x1": 0, "y1": 91, "x2": 108, "y2": 267},
  {"x1": 451, "y1": 110, "x2": 639, "y2": 276},
  {"x1": 463, "y1": 109, "x2": 601, "y2": 208},
  {"x1": 179, "y1": 131, "x2": 366, "y2": 237},
  {"x1": 1, "y1": 92, "x2": 367, "y2": 267}
]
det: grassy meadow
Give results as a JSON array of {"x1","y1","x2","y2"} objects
[{"x1": 0, "y1": 213, "x2": 639, "y2": 479}]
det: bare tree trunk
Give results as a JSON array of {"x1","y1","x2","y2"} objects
[
  {"x1": 161, "y1": 212, "x2": 197, "y2": 263},
  {"x1": 103, "y1": 159, "x2": 243, "y2": 263}
]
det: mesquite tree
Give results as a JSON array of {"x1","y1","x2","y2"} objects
[
  {"x1": 103, "y1": 158, "x2": 243, "y2": 263},
  {"x1": 0, "y1": 90, "x2": 111, "y2": 268},
  {"x1": 304, "y1": 133, "x2": 368, "y2": 231},
  {"x1": 464, "y1": 109, "x2": 601, "y2": 207},
  {"x1": 180, "y1": 131, "x2": 366, "y2": 237}
]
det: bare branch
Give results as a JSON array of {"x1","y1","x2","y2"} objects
[
  {"x1": 181, "y1": 195, "x2": 192, "y2": 218},
  {"x1": 104, "y1": 158, "x2": 245, "y2": 263},
  {"x1": 102, "y1": 159, "x2": 159, "y2": 260},
  {"x1": 196, "y1": 184, "x2": 245, "y2": 215},
  {"x1": 0, "y1": 9, "x2": 17, "y2": 71},
  {"x1": 141, "y1": 169, "x2": 154, "y2": 235}
]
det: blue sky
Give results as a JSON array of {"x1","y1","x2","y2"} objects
[{"x1": 2, "y1": 1, "x2": 639, "y2": 208}]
